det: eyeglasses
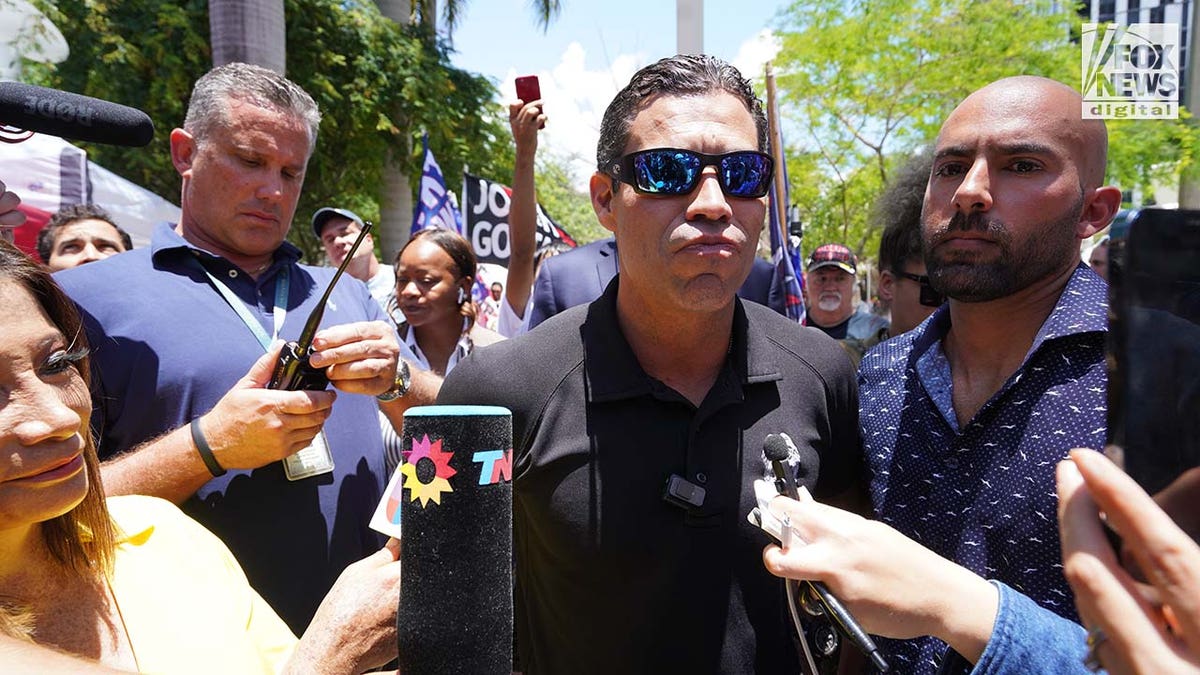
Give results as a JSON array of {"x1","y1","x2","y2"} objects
[
  {"x1": 894, "y1": 270, "x2": 929, "y2": 285},
  {"x1": 606, "y1": 148, "x2": 774, "y2": 199},
  {"x1": 894, "y1": 270, "x2": 946, "y2": 308}
]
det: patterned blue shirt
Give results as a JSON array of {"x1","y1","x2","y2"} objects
[{"x1": 858, "y1": 264, "x2": 1107, "y2": 674}]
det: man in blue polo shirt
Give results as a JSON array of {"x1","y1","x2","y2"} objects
[{"x1": 56, "y1": 63, "x2": 436, "y2": 633}]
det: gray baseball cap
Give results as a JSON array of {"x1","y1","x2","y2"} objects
[{"x1": 311, "y1": 207, "x2": 365, "y2": 238}]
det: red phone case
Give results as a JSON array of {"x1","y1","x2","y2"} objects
[{"x1": 515, "y1": 76, "x2": 541, "y2": 103}]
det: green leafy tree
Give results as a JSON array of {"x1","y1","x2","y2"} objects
[
  {"x1": 534, "y1": 152, "x2": 606, "y2": 246},
  {"x1": 772, "y1": 0, "x2": 1198, "y2": 262},
  {"x1": 371, "y1": 0, "x2": 563, "y2": 256},
  {"x1": 28, "y1": 0, "x2": 512, "y2": 262},
  {"x1": 413, "y1": 0, "x2": 562, "y2": 36}
]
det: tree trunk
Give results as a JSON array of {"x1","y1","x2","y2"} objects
[
  {"x1": 208, "y1": 0, "x2": 286, "y2": 74},
  {"x1": 374, "y1": 0, "x2": 414, "y2": 259}
]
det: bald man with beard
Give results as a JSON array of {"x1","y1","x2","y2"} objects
[{"x1": 757, "y1": 77, "x2": 1121, "y2": 675}]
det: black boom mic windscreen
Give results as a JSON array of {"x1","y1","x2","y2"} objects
[
  {"x1": 0, "y1": 82, "x2": 154, "y2": 147},
  {"x1": 397, "y1": 405, "x2": 513, "y2": 675}
]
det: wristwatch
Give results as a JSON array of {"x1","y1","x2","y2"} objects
[{"x1": 377, "y1": 359, "x2": 412, "y2": 402}]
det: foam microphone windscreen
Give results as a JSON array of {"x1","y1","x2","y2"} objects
[
  {"x1": 397, "y1": 405, "x2": 513, "y2": 675},
  {"x1": 0, "y1": 82, "x2": 155, "y2": 147}
]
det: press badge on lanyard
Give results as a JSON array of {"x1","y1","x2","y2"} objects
[{"x1": 192, "y1": 260, "x2": 335, "y2": 480}]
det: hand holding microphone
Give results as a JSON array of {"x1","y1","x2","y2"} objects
[
  {"x1": 759, "y1": 434, "x2": 889, "y2": 672},
  {"x1": 757, "y1": 434, "x2": 1002, "y2": 669}
]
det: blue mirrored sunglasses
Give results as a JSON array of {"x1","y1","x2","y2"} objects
[{"x1": 606, "y1": 148, "x2": 775, "y2": 199}]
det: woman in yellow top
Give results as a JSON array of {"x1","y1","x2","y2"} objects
[{"x1": 0, "y1": 241, "x2": 399, "y2": 673}]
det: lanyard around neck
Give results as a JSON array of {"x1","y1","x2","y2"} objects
[{"x1": 190, "y1": 256, "x2": 290, "y2": 352}]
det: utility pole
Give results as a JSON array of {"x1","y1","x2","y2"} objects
[{"x1": 677, "y1": 0, "x2": 703, "y2": 54}]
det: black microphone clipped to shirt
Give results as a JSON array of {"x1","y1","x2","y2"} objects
[
  {"x1": 0, "y1": 81, "x2": 154, "y2": 147},
  {"x1": 763, "y1": 433, "x2": 890, "y2": 673}
]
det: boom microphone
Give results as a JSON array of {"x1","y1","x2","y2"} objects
[{"x1": 0, "y1": 82, "x2": 154, "y2": 147}]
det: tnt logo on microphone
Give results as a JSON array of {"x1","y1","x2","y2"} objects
[
  {"x1": 398, "y1": 434, "x2": 514, "y2": 509},
  {"x1": 1082, "y1": 22, "x2": 1179, "y2": 119}
]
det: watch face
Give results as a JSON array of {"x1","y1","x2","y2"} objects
[
  {"x1": 396, "y1": 360, "x2": 411, "y2": 394},
  {"x1": 379, "y1": 360, "x2": 410, "y2": 402}
]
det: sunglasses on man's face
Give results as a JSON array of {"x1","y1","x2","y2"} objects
[{"x1": 606, "y1": 148, "x2": 775, "y2": 199}]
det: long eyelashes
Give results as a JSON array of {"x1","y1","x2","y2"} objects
[
  {"x1": 44, "y1": 348, "x2": 89, "y2": 375},
  {"x1": 44, "y1": 331, "x2": 89, "y2": 375}
]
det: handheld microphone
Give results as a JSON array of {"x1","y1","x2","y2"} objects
[
  {"x1": 0, "y1": 82, "x2": 155, "y2": 147},
  {"x1": 268, "y1": 221, "x2": 372, "y2": 390},
  {"x1": 763, "y1": 433, "x2": 890, "y2": 673},
  {"x1": 397, "y1": 405, "x2": 513, "y2": 674}
]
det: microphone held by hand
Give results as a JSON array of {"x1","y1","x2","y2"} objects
[
  {"x1": 397, "y1": 405, "x2": 513, "y2": 675},
  {"x1": 761, "y1": 433, "x2": 890, "y2": 673}
]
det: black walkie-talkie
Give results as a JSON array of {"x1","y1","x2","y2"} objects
[{"x1": 268, "y1": 221, "x2": 373, "y2": 391}]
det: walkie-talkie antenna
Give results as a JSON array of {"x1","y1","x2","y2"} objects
[
  {"x1": 268, "y1": 221, "x2": 376, "y2": 393},
  {"x1": 293, "y1": 221, "x2": 373, "y2": 352}
]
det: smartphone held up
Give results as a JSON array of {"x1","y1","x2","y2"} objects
[
  {"x1": 515, "y1": 75, "x2": 545, "y2": 129},
  {"x1": 515, "y1": 75, "x2": 541, "y2": 105},
  {"x1": 1107, "y1": 208, "x2": 1200, "y2": 495}
]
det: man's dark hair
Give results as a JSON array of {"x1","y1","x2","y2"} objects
[
  {"x1": 596, "y1": 54, "x2": 769, "y2": 175},
  {"x1": 37, "y1": 204, "x2": 131, "y2": 264},
  {"x1": 875, "y1": 151, "x2": 933, "y2": 273}
]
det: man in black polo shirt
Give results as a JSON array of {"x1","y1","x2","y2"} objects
[{"x1": 438, "y1": 54, "x2": 864, "y2": 673}]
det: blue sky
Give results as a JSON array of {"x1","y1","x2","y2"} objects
[{"x1": 446, "y1": 0, "x2": 791, "y2": 187}]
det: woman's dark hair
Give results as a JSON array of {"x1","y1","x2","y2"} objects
[
  {"x1": 394, "y1": 228, "x2": 479, "y2": 328},
  {"x1": 0, "y1": 241, "x2": 117, "y2": 578}
]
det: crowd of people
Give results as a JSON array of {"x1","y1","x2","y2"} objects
[{"x1": 0, "y1": 52, "x2": 1196, "y2": 675}]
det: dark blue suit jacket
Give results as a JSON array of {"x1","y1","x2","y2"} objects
[{"x1": 528, "y1": 237, "x2": 785, "y2": 329}]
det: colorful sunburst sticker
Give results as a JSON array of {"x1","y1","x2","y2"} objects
[{"x1": 400, "y1": 434, "x2": 457, "y2": 507}]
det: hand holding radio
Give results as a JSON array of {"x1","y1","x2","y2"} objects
[
  {"x1": 200, "y1": 342, "x2": 337, "y2": 471},
  {"x1": 306, "y1": 319, "x2": 401, "y2": 397},
  {"x1": 268, "y1": 221, "x2": 377, "y2": 392}
]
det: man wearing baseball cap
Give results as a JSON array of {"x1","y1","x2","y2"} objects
[
  {"x1": 805, "y1": 243, "x2": 888, "y2": 359},
  {"x1": 313, "y1": 206, "x2": 394, "y2": 312}
]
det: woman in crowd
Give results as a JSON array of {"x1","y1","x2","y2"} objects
[
  {"x1": 388, "y1": 228, "x2": 503, "y2": 377},
  {"x1": 0, "y1": 241, "x2": 397, "y2": 673}
]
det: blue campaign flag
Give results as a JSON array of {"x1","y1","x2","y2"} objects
[
  {"x1": 411, "y1": 134, "x2": 463, "y2": 236},
  {"x1": 768, "y1": 148, "x2": 805, "y2": 323}
]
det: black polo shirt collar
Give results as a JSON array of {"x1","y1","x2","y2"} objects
[{"x1": 581, "y1": 276, "x2": 784, "y2": 405}]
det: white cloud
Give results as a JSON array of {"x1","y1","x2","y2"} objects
[{"x1": 732, "y1": 29, "x2": 782, "y2": 82}]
